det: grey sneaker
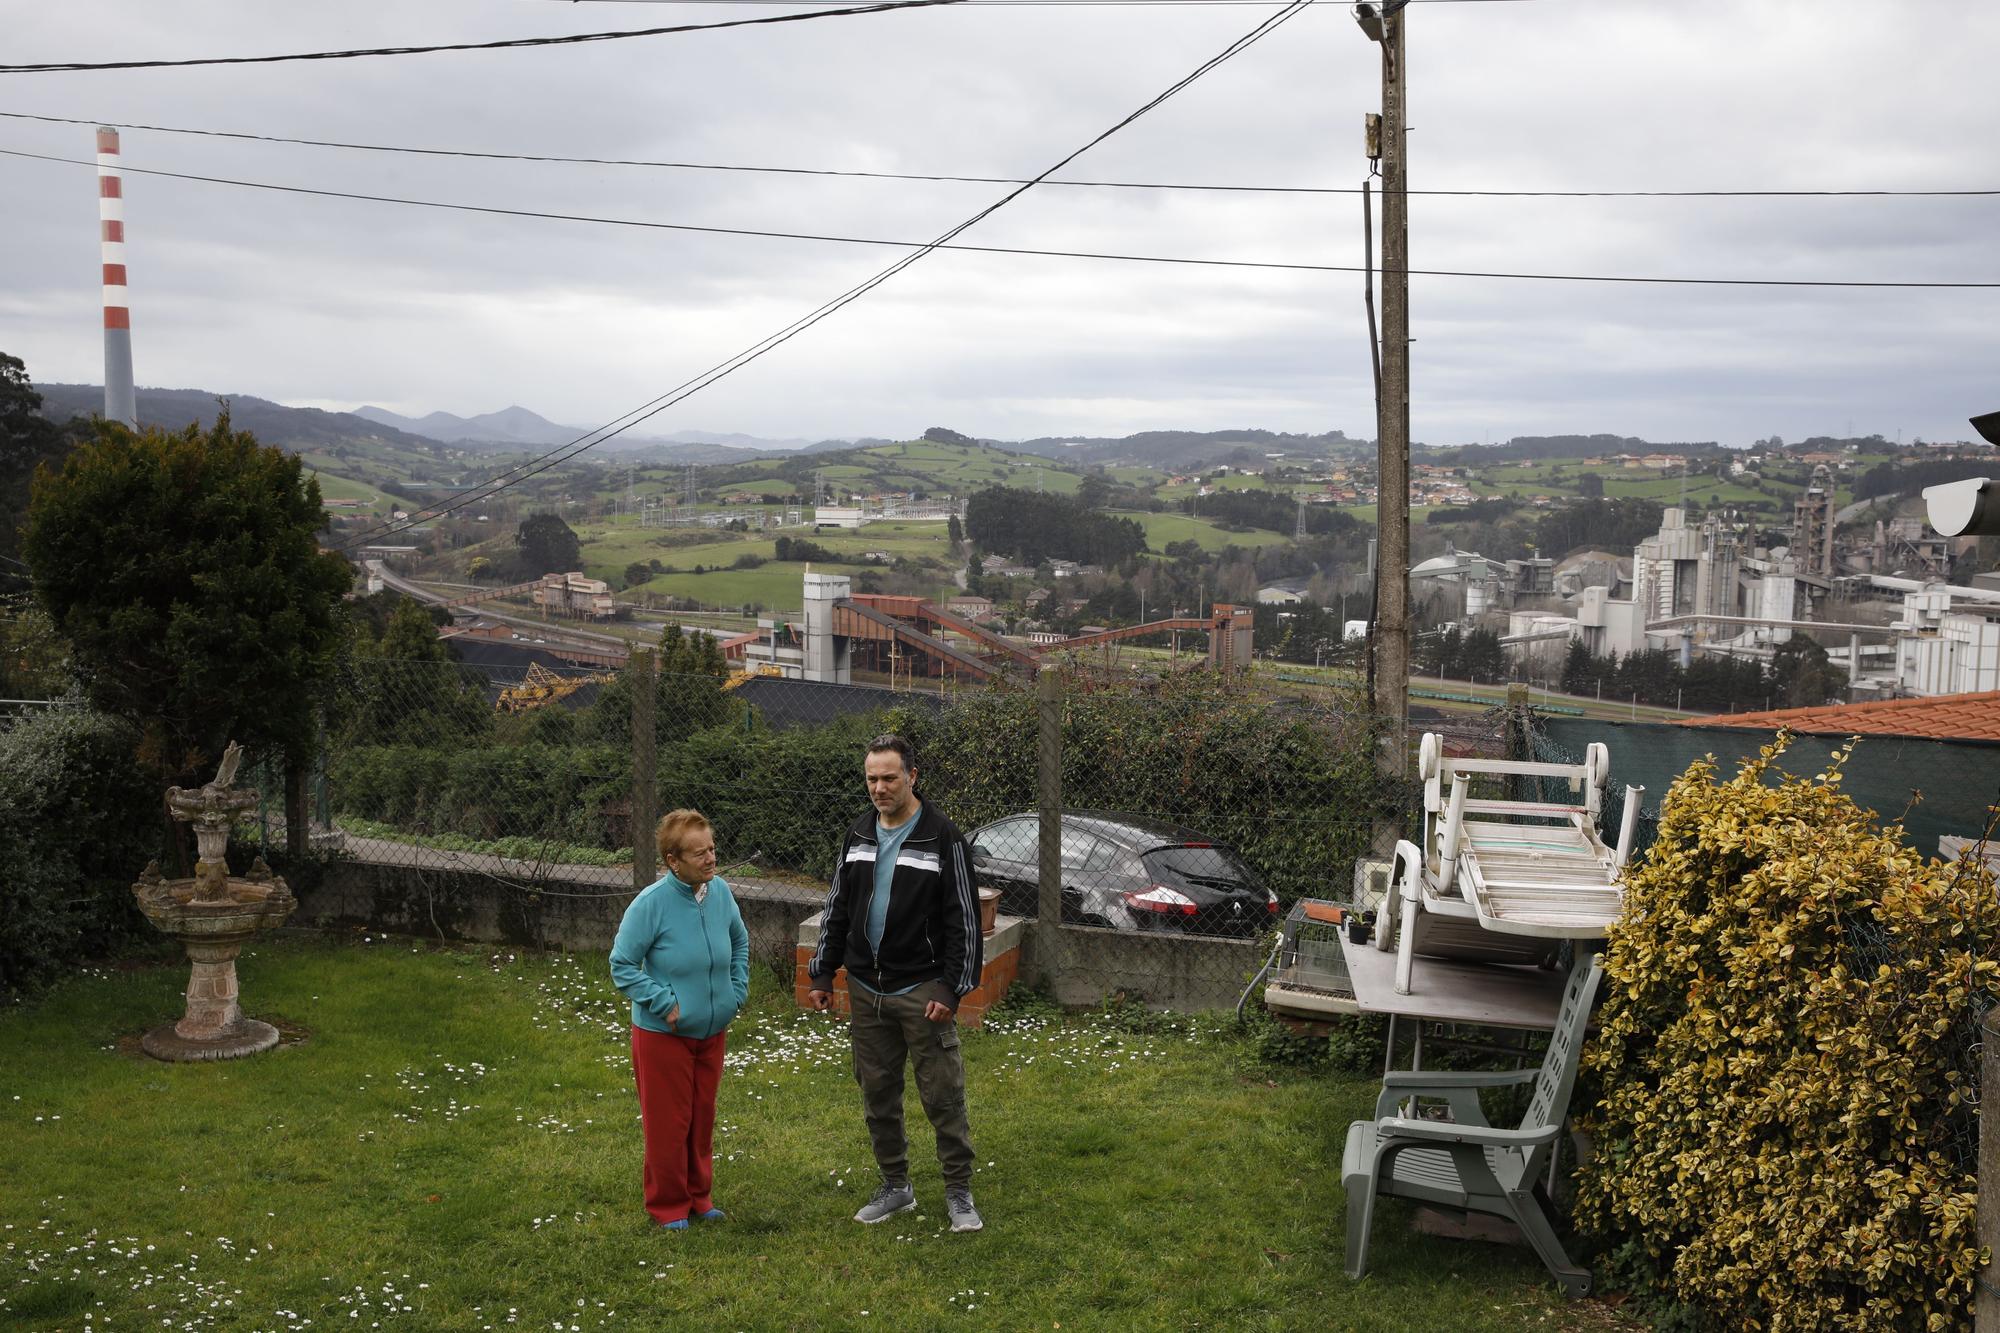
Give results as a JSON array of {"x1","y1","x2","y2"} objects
[
  {"x1": 852, "y1": 1182, "x2": 916, "y2": 1224},
  {"x1": 946, "y1": 1187, "x2": 983, "y2": 1233}
]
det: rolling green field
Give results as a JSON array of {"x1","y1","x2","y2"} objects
[
  {"x1": 1155, "y1": 471, "x2": 1284, "y2": 499},
  {"x1": 646, "y1": 565, "x2": 853, "y2": 610},
  {"x1": 300, "y1": 423, "x2": 1889, "y2": 628},
  {"x1": 305, "y1": 467, "x2": 392, "y2": 513},
  {"x1": 1595, "y1": 475, "x2": 1775, "y2": 506},
  {"x1": 561, "y1": 517, "x2": 966, "y2": 607},
  {"x1": 1466, "y1": 457, "x2": 1860, "y2": 510},
  {"x1": 1117, "y1": 510, "x2": 1294, "y2": 553},
  {"x1": 557, "y1": 507, "x2": 1312, "y2": 609}
]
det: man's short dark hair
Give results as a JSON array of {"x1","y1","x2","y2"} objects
[{"x1": 866, "y1": 733, "x2": 915, "y2": 774}]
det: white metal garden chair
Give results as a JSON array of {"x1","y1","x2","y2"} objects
[
  {"x1": 1376, "y1": 733, "x2": 1641, "y2": 996},
  {"x1": 1342, "y1": 954, "x2": 1603, "y2": 1298}
]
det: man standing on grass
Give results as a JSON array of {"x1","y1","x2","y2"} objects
[{"x1": 807, "y1": 733, "x2": 984, "y2": 1233}]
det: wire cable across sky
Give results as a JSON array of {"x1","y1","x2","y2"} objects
[
  {"x1": 330, "y1": 0, "x2": 1316, "y2": 551},
  {"x1": 0, "y1": 0, "x2": 969, "y2": 74},
  {"x1": 6, "y1": 109, "x2": 1994, "y2": 198},
  {"x1": 5, "y1": 145, "x2": 1993, "y2": 290}
]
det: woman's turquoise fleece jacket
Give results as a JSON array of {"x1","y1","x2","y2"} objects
[{"x1": 610, "y1": 871, "x2": 750, "y2": 1039}]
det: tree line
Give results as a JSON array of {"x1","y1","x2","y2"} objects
[
  {"x1": 964, "y1": 485, "x2": 1147, "y2": 566},
  {"x1": 1558, "y1": 637, "x2": 1848, "y2": 712},
  {"x1": 1851, "y1": 455, "x2": 1994, "y2": 503}
]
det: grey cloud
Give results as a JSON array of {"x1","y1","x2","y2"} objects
[{"x1": 2, "y1": 0, "x2": 1995, "y2": 444}]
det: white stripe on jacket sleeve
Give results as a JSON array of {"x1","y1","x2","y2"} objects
[
  {"x1": 811, "y1": 837, "x2": 848, "y2": 978},
  {"x1": 952, "y1": 840, "x2": 978, "y2": 994}
]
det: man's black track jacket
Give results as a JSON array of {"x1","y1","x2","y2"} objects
[{"x1": 808, "y1": 797, "x2": 982, "y2": 1012}]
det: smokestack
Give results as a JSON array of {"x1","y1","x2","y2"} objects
[{"x1": 96, "y1": 125, "x2": 137, "y2": 430}]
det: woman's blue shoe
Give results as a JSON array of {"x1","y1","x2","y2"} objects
[
  {"x1": 659, "y1": 1218, "x2": 689, "y2": 1231},
  {"x1": 691, "y1": 1207, "x2": 726, "y2": 1222}
]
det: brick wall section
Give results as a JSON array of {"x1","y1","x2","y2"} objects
[{"x1": 794, "y1": 913, "x2": 1025, "y2": 1029}]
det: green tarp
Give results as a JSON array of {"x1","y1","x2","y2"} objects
[{"x1": 1538, "y1": 716, "x2": 1999, "y2": 861}]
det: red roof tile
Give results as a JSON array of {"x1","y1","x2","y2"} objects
[{"x1": 1686, "y1": 690, "x2": 2000, "y2": 742}]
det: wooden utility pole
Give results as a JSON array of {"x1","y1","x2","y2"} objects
[{"x1": 1364, "y1": 1, "x2": 1412, "y2": 793}]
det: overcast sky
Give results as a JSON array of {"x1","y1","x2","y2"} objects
[{"x1": 3, "y1": 0, "x2": 1996, "y2": 448}]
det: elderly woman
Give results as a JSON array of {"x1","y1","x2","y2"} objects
[{"x1": 610, "y1": 808, "x2": 751, "y2": 1230}]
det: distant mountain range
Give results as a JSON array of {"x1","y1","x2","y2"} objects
[
  {"x1": 37, "y1": 380, "x2": 1726, "y2": 476},
  {"x1": 36, "y1": 383, "x2": 447, "y2": 454},
  {"x1": 352, "y1": 403, "x2": 827, "y2": 456},
  {"x1": 34, "y1": 384, "x2": 839, "y2": 464}
]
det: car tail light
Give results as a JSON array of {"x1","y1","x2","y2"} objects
[{"x1": 1123, "y1": 885, "x2": 1198, "y2": 916}]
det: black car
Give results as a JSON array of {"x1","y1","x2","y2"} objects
[{"x1": 967, "y1": 810, "x2": 1277, "y2": 938}]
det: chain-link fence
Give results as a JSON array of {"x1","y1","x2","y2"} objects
[
  {"x1": 284, "y1": 652, "x2": 1418, "y2": 1010},
  {"x1": 308, "y1": 657, "x2": 637, "y2": 888},
  {"x1": 1524, "y1": 712, "x2": 1661, "y2": 867},
  {"x1": 1534, "y1": 715, "x2": 2000, "y2": 862}
]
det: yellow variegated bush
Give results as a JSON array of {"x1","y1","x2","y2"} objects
[{"x1": 1575, "y1": 736, "x2": 2000, "y2": 1330}]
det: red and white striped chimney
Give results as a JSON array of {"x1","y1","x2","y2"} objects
[{"x1": 96, "y1": 125, "x2": 137, "y2": 429}]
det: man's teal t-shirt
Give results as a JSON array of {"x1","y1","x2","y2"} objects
[
  {"x1": 864, "y1": 813, "x2": 917, "y2": 955},
  {"x1": 854, "y1": 815, "x2": 923, "y2": 998}
]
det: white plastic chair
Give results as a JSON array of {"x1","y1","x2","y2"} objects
[{"x1": 1376, "y1": 733, "x2": 1640, "y2": 996}]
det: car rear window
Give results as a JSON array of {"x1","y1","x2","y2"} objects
[{"x1": 1142, "y1": 845, "x2": 1257, "y2": 889}]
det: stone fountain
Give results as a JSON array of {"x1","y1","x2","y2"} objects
[{"x1": 132, "y1": 743, "x2": 295, "y2": 1061}]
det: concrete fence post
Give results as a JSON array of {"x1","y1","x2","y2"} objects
[
  {"x1": 631, "y1": 648, "x2": 657, "y2": 893},
  {"x1": 1035, "y1": 664, "x2": 1064, "y2": 990},
  {"x1": 1980, "y1": 1010, "x2": 1999, "y2": 1329},
  {"x1": 285, "y1": 757, "x2": 308, "y2": 859}
]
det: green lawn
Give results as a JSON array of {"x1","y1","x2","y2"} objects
[{"x1": 0, "y1": 936, "x2": 1618, "y2": 1332}]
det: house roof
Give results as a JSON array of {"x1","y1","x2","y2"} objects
[{"x1": 1686, "y1": 690, "x2": 2000, "y2": 742}]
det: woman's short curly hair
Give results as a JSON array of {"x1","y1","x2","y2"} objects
[{"x1": 655, "y1": 808, "x2": 712, "y2": 863}]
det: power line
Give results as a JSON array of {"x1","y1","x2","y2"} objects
[
  {"x1": 6, "y1": 110, "x2": 1993, "y2": 198},
  {"x1": 333, "y1": 0, "x2": 1314, "y2": 551},
  {"x1": 0, "y1": 0, "x2": 968, "y2": 74},
  {"x1": 6, "y1": 145, "x2": 1994, "y2": 289},
  {"x1": 533, "y1": 0, "x2": 1539, "y2": 5}
]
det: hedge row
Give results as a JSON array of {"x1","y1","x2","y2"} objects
[
  {"x1": 0, "y1": 708, "x2": 160, "y2": 999},
  {"x1": 327, "y1": 670, "x2": 1392, "y2": 903},
  {"x1": 328, "y1": 742, "x2": 632, "y2": 848}
]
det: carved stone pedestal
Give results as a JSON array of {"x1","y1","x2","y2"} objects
[
  {"x1": 139, "y1": 937, "x2": 280, "y2": 1062},
  {"x1": 133, "y1": 744, "x2": 295, "y2": 1063}
]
